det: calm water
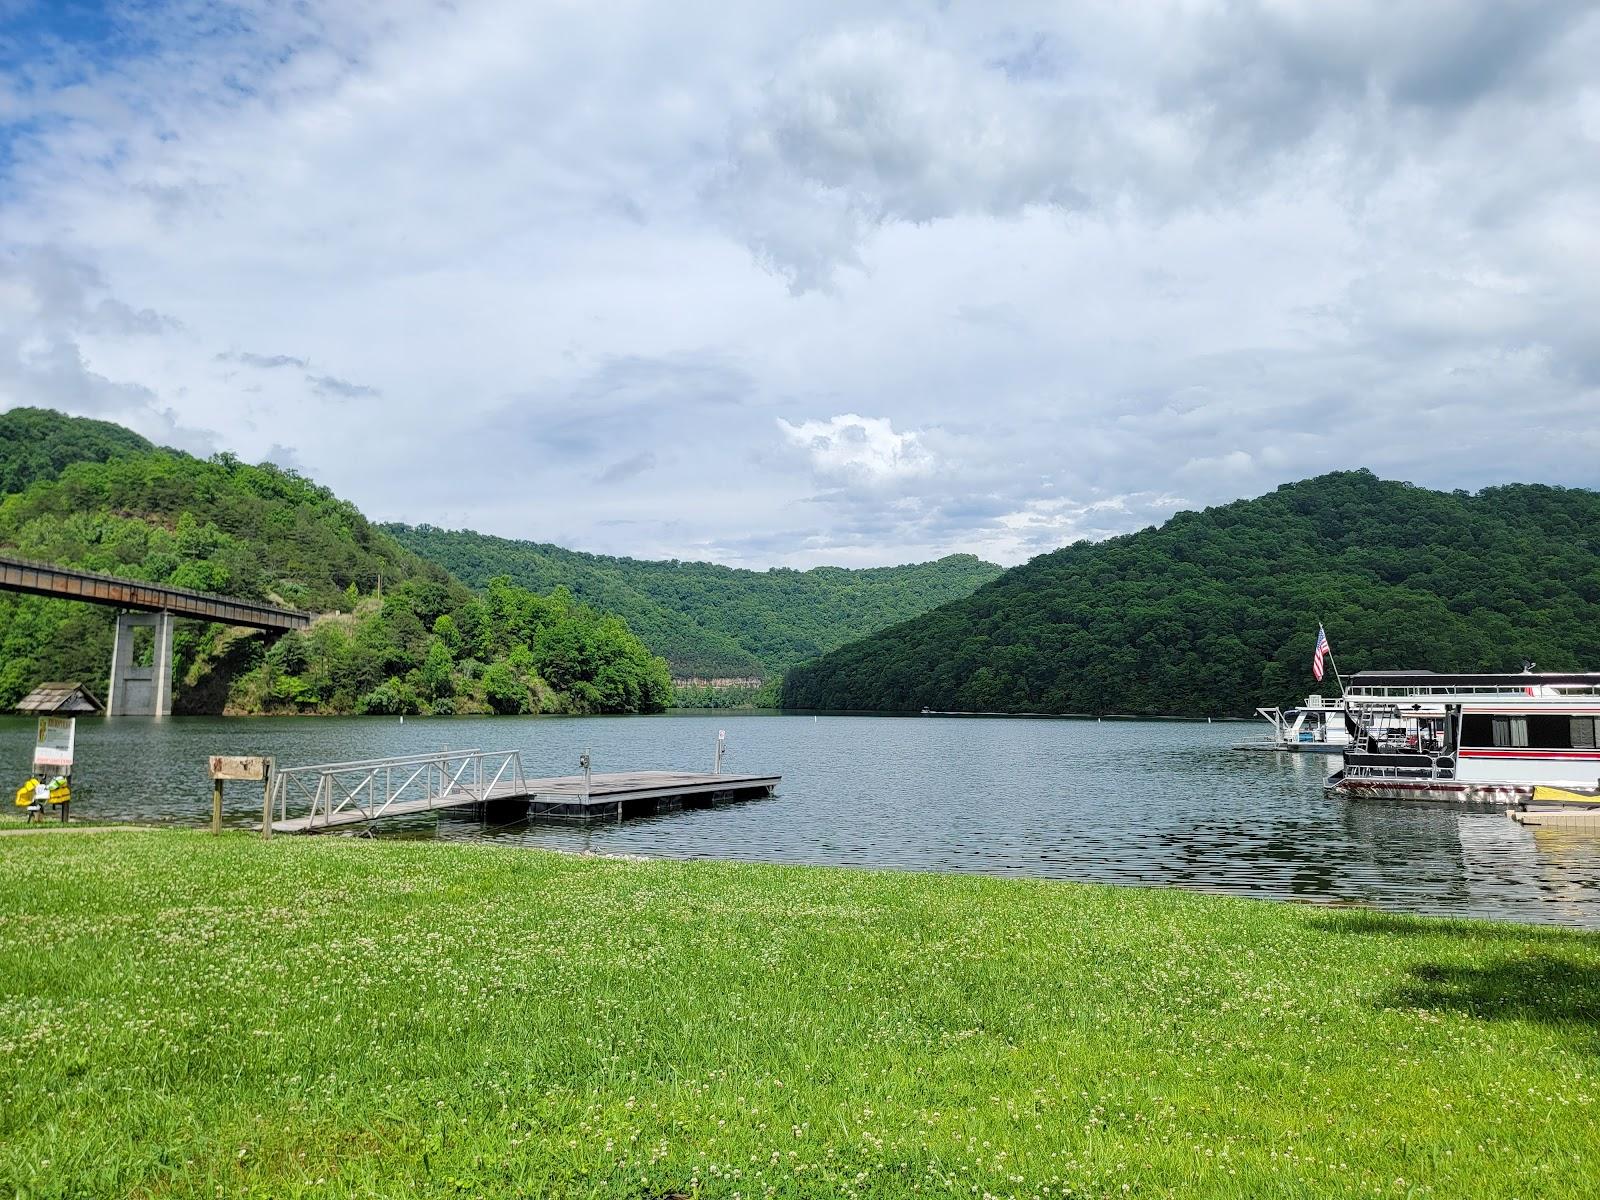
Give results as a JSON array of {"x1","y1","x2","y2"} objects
[{"x1": 8, "y1": 712, "x2": 1600, "y2": 927}]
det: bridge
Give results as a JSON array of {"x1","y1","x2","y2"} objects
[
  {"x1": 0, "y1": 552, "x2": 310, "y2": 716},
  {"x1": 265, "y1": 748, "x2": 780, "y2": 833}
]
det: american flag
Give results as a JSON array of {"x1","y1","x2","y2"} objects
[{"x1": 1312, "y1": 625, "x2": 1331, "y2": 682}]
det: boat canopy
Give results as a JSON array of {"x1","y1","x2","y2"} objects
[{"x1": 1349, "y1": 670, "x2": 1600, "y2": 688}]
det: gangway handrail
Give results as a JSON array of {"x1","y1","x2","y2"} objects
[
  {"x1": 268, "y1": 748, "x2": 526, "y2": 830},
  {"x1": 272, "y1": 748, "x2": 485, "y2": 774}
]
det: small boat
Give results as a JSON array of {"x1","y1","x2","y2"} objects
[
  {"x1": 1330, "y1": 668, "x2": 1600, "y2": 805},
  {"x1": 1234, "y1": 695, "x2": 1350, "y2": 754}
]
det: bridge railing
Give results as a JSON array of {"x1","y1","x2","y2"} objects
[
  {"x1": 0, "y1": 551, "x2": 310, "y2": 630},
  {"x1": 269, "y1": 749, "x2": 528, "y2": 830}
]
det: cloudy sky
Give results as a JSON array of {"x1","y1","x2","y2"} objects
[{"x1": 2, "y1": 2, "x2": 1597, "y2": 567}]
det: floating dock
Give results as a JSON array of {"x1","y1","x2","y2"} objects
[
  {"x1": 1510, "y1": 808, "x2": 1600, "y2": 831},
  {"x1": 1231, "y1": 740, "x2": 1345, "y2": 754},
  {"x1": 261, "y1": 749, "x2": 778, "y2": 835},
  {"x1": 1507, "y1": 785, "x2": 1600, "y2": 831},
  {"x1": 520, "y1": 770, "x2": 781, "y2": 822}
]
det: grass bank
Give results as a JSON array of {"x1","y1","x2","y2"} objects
[{"x1": 2, "y1": 834, "x2": 1598, "y2": 1199}]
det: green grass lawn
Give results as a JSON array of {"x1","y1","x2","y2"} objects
[{"x1": 2, "y1": 833, "x2": 1598, "y2": 1199}]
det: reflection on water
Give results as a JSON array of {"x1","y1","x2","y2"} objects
[{"x1": 6, "y1": 711, "x2": 1599, "y2": 927}]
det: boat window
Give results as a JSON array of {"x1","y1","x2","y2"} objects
[
  {"x1": 1528, "y1": 714, "x2": 1575, "y2": 747},
  {"x1": 1461, "y1": 713, "x2": 1600, "y2": 749},
  {"x1": 1491, "y1": 717, "x2": 1529, "y2": 748}
]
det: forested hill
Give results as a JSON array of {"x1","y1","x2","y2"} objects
[
  {"x1": 0, "y1": 410, "x2": 671, "y2": 716},
  {"x1": 0, "y1": 407, "x2": 153, "y2": 493},
  {"x1": 386, "y1": 524, "x2": 1003, "y2": 678},
  {"x1": 781, "y1": 471, "x2": 1600, "y2": 717}
]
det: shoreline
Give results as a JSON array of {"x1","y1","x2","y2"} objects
[
  {"x1": 2, "y1": 817, "x2": 1586, "y2": 931},
  {"x1": 0, "y1": 706, "x2": 1259, "y2": 722}
]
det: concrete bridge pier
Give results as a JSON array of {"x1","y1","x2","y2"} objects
[{"x1": 107, "y1": 609, "x2": 175, "y2": 716}]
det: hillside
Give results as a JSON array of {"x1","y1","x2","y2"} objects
[
  {"x1": 0, "y1": 410, "x2": 670, "y2": 716},
  {"x1": 0, "y1": 406, "x2": 154, "y2": 493},
  {"x1": 781, "y1": 471, "x2": 1600, "y2": 716},
  {"x1": 386, "y1": 524, "x2": 1003, "y2": 677}
]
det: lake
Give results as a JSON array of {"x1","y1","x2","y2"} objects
[{"x1": 8, "y1": 711, "x2": 1600, "y2": 927}]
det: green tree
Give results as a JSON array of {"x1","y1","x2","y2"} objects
[
  {"x1": 481, "y1": 660, "x2": 529, "y2": 714},
  {"x1": 782, "y1": 471, "x2": 1600, "y2": 717},
  {"x1": 419, "y1": 637, "x2": 455, "y2": 702},
  {"x1": 0, "y1": 410, "x2": 677, "y2": 716}
]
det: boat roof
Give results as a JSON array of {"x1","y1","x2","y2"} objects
[{"x1": 1349, "y1": 670, "x2": 1600, "y2": 687}]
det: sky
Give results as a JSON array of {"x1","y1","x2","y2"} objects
[{"x1": 1, "y1": 1, "x2": 1597, "y2": 569}]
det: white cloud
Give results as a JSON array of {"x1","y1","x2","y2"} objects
[
  {"x1": 718, "y1": 24, "x2": 1107, "y2": 291},
  {"x1": 0, "y1": 1, "x2": 1596, "y2": 568},
  {"x1": 778, "y1": 413, "x2": 934, "y2": 483}
]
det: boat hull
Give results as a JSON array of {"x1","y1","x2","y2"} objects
[{"x1": 1332, "y1": 775, "x2": 1530, "y2": 807}]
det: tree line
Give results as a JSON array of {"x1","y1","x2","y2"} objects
[
  {"x1": 782, "y1": 471, "x2": 1600, "y2": 716},
  {"x1": 0, "y1": 410, "x2": 670, "y2": 716},
  {"x1": 388, "y1": 523, "x2": 1002, "y2": 679}
]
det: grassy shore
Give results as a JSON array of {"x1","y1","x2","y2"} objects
[{"x1": 2, "y1": 834, "x2": 1598, "y2": 1198}]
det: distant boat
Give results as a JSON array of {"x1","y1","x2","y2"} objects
[{"x1": 1234, "y1": 694, "x2": 1349, "y2": 754}]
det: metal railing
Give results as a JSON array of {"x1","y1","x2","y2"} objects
[
  {"x1": 1347, "y1": 685, "x2": 1600, "y2": 699},
  {"x1": 268, "y1": 748, "x2": 528, "y2": 830},
  {"x1": 1342, "y1": 761, "x2": 1456, "y2": 781},
  {"x1": 0, "y1": 551, "x2": 310, "y2": 630}
]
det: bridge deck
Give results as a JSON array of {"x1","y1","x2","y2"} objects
[
  {"x1": 0, "y1": 553, "x2": 309, "y2": 631},
  {"x1": 270, "y1": 770, "x2": 780, "y2": 834}
]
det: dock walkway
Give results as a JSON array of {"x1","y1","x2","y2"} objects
[{"x1": 264, "y1": 749, "x2": 778, "y2": 834}]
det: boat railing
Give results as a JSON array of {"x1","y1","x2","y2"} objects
[
  {"x1": 1342, "y1": 763, "x2": 1455, "y2": 781},
  {"x1": 1347, "y1": 684, "x2": 1600, "y2": 699},
  {"x1": 1342, "y1": 749, "x2": 1456, "y2": 780}
]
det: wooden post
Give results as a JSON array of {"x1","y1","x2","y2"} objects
[
  {"x1": 261, "y1": 758, "x2": 274, "y2": 840},
  {"x1": 208, "y1": 755, "x2": 269, "y2": 837}
]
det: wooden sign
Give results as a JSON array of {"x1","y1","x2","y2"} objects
[
  {"x1": 34, "y1": 716, "x2": 75, "y2": 769},
  {"x1": 209, "y1": 755, "x2": 269, "y2": 781}
]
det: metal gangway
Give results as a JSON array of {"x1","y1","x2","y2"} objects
[{"x1": 268, "y1": 748, "x2": 529, "y2": 834}]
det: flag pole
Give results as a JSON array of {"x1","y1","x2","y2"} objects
[{"x1": 1320, "y1": 621, "x2": 1346, "y2": 696}]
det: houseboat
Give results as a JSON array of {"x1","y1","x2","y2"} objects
[
  {"x1": 1235, "y1": 694, "x2": 1351, "y2": 753},
  {"x1": 1330, "y1": 669, "x2": 1600, "y2": 805}
]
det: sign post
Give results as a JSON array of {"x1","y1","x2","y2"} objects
[
  {"x1": 34, "y1": 716, "x2": 75, "y2": 770},
  {"x1": 32, "y1": 716, "x2": 75, "y2": 823},
  {"x1": 207, "y1": 756, "x2": 274, "y2": 839}
]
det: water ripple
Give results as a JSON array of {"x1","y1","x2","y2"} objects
[{"x1": 9, "y1": 712, "x2": 1600, "y2": 927}]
